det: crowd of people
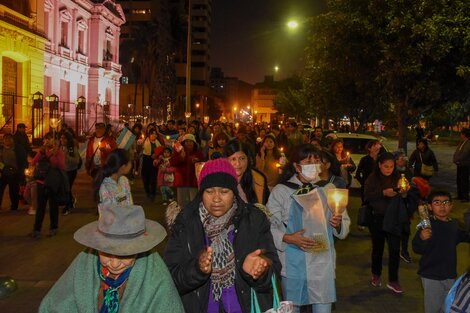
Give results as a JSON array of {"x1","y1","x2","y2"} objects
[{"x1": 1, "y1": 119, "x2": 469, "y2": 312}]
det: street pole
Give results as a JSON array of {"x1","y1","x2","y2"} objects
[{"x1": 185, "y1": 0, "x2": 191, "y2": 121}]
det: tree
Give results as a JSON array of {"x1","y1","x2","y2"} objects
[
  {"x1": 304, "y1": 0, "x2": 470, "y2": 150},
  {"x1": 120, "y1": 0, "x2": 176, "y2": 121},
  {"x1": 273, "y1": 75, "x2": 312, "y2": 119}
]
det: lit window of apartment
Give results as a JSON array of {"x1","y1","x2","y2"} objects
[{"x1": 131, "y1": 9, "x2": 151, "y2": 14}]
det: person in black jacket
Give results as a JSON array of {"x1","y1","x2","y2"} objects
[
  {"x1": 0, "y1": 133, "x2": 28, "y2": 210},
  {"x1": 364, "y1": 152, "x2": 410, "y2": 294},
  {"x1": 164, "y1": 158, "x2": 281, "y2": 313},
  {"x1": 412, "y1": 190, "x2": 470, "y2": 313}
]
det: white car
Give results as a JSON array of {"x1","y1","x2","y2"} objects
[{"x1": 325, "y1": 132, "x2": 386, "y2": 188}]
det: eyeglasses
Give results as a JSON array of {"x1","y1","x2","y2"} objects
[{"x1": 431, "y1": 200, "x2": 451, "y2": 206}]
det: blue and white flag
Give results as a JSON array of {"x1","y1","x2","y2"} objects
[{"x1": 116, "y1": 128, "x2": 136, "y2": 150}]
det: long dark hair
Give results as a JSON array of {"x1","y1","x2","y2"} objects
[
  {"x1": 61, "y1": 132, "x2": 75, "y2": 156},
  {"x1": 93, "y1": 149, "x2": 130, "y2": 202},
  {"x1": 280, "y1": 144, "x2": 321, "y2": 183},
  {"x1": 257, "y1": 134, "x2": 281, "y2": 159},
  {"x1": 224, "y1": 139, "x2": 259, "y2": 203},
  {"x1": 319, "y1": 149, "x2": 341, "y2": 177},
  {"x1": 374, "y1": 152, "x2": 399, "y2": 178}
]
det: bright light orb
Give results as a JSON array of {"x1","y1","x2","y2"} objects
[{"x1": 287, "y1": 20, "x2": 299, "y2": 29}]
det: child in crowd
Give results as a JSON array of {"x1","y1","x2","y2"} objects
[
  {"x1": 412, "y1": 190, "x2": 470, "y2": 313},
  {"x1": 94, "y1": 149, "x2": 133, "y2": 205},
  {"x1": 156, "y1": 147, "x2": 176, "y2": 206},
  {"x1": 23, "y1": 152, "x2": 37, "y2": 215}
]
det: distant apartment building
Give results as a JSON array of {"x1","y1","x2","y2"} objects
[
  {"x1": 0, "y1": 0, "x2": 125, "y2": 138},
  {"x1": 172, "y1": 0, "x2": 212, "y2": 119},
  {"x1": 210, "y1": 67, "x2": 253, "y2": 120},
  {"x1": 117, "y1": 0, "x2": 155, "y2": 119},
  {"x1": 251, "y1": 76, "x2": 278, "y2": 123}
]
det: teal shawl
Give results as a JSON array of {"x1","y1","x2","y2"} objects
[{"x1": 39, "y1": 250, "x2": 184, "y2": 313}]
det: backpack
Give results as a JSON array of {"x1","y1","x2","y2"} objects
[{"x1": 34, "y1": 153, "x2": 50, "y2": 180}]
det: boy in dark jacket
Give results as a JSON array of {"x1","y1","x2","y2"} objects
[{"x1": 412, "y1": 190, "x2": 470, "y2": 313}]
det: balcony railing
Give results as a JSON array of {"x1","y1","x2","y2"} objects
[{"x1": 103, "y1": 61, "x2": 121, "y2": 73}]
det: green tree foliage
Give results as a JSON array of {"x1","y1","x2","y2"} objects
[
  {"x1": 273, "y1": 75, "x2": 313, "y2": 119},
  {"x1": 304, "y1": 0, "x2": 470, "y2": 150}
]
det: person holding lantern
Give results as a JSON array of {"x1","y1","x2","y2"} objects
[
  {"x1": 364, "y1": 152, "x2": 411, "y2": 294},
  {"x1": 267, "y1": 143, "x2": 350, "y2": 313},
  {"x1": 329, "y1": 139, "x2": 356, "y2": 188}
]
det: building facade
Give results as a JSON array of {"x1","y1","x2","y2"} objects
[
  {"x1": 0, "y1": 0, "x2": 125, "y2": 139},
  {"x1": 0, "y1": 0, "x2": 46, "y2": 134},
  {"x1": 44, "y1": 0, "x2": 125, "y2": 135}
]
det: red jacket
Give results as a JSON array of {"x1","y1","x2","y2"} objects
[
  {"x1": 85, "y1": 135, "x2": 117, "y2": 173},
  {"x1": 169, "y1": 148, "x2": 204, "y2": 187}
]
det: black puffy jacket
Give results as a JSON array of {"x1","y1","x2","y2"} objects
[{"x1": 164, "y1": 195, "x2": 281, "y2": 313}]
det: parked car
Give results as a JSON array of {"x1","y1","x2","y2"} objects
[{"x1": 325, "y1": 132, "x2": 387, "y2": 188}]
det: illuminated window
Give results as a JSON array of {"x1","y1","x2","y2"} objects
[{"x1": 131, "y1": 9, "x2": 151, "y2": 14}]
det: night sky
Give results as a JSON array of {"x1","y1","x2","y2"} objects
[{"x1": 211, "y1": 0, "x2": 326, "y2": 84}]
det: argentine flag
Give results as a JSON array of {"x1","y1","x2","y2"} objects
[{"x1": 116, "y1": 128, "x2": 136, "y2": 150}]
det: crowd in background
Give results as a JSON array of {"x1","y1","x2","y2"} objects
[{"x1": 1, "y1": 118, "x2": 469, "y2": 313}]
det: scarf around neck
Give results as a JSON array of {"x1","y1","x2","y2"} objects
[
  {"x1": 97, "y1": 258, "x2": 133, "y2": 313},
  {"x1": 199, "y1": 201, "x2": 237, "y2": 301}
]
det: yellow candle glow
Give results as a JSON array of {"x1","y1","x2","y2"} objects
[
  {"x1": 25, "y1": 168, "x2": 31, "y2": 176},
  {"x1": 326, "y1": 188, "x2": 349, "y2": 215},
  {"x1": 166, "y1": 135, "x2": 170, "y2": 140}
]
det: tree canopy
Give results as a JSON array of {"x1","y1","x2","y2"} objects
[{"x1": 299, "y1": 0, "x2": 470, "y2": 150}]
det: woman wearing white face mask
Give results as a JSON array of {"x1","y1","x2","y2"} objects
[{"x1": 267, "y1": 144, "x2": 351, "y2": 313}]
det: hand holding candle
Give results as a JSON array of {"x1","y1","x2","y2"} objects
[{"x1": 326, "y1": 188, "x2": 349, "y2": 216}]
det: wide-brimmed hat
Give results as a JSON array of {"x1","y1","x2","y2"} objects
[{"x1": 74, "y1": 204, "x2": 166, "y2": 256}]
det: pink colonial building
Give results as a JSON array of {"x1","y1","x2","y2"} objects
[{"x1": 43, "y1": 0, "x2": 125, "y2": 134}]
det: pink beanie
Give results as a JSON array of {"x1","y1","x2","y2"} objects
[{"x1": 197, "y1": 158, "x2": 238, "y2": 194}]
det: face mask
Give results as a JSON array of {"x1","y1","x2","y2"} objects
[{"x1": 300, "y1": 164, "x2": 321, "y2": 182}]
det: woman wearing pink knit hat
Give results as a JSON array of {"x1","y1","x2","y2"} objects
[{"x1": 164, "y1": 158, "x2": 281, "y2": 312}]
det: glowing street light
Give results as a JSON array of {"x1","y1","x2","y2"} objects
[
  {"x1": 274, "y1": 65, "x2": 279, "y2": 73},
  {"x1": 287, "y1": 20, "x2": 299, "y2": 30}
]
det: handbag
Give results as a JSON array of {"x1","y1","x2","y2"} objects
[
  {"x1": 357, "y1": 203, "x2": 373, "y2": 227},
  {"x1": 419, "y1": 153, "x2": 434, "y2": 177},
  {"x1": 251, "y1": 275, "x2": 293, "y2": 313}
]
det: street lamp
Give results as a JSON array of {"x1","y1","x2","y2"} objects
[
  {"x1": 233, "y1": 106, "x2": 237, "y2": 121},
  {"x1": 185, "y1": 0, "x2": 192, "y2": 122},
  {"x1": 32, "y1": 92, "x2": 43, "y2": 145},
  {"x1": 185, "y1": 111, "x2": 192, "y2": 126},
  {"x1": 50, "y1": 117, "x2": 60, "y2": 142},
  {"x1": 76, "y1": 96, "x2": 86, "y2": 137},
  {"x1": 287, "y1": 20, "x2": 299, "y2": 30},
  {"x1": 46, "y1": 94, "x2": 59, "y2": 133}
]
